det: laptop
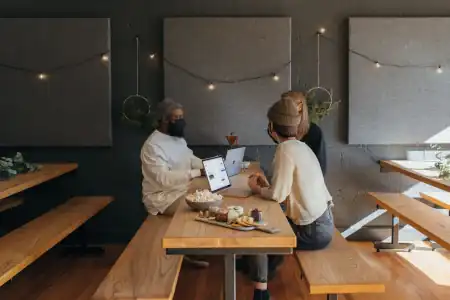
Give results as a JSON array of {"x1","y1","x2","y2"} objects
[
  {"x1": 224, "y1": 147, "x2": 246, "y2": 177},
  {"x1": 202, "y1": 156, "x2": 252, "y2": 198}
]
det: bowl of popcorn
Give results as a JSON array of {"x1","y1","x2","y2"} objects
[{"x1": 185, "y1": 189, "x2": 223, "y2": 211}]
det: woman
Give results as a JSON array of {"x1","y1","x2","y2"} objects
[
  {"x1": 281, "y1": 91, "x2": 327, "y2": 175},
  {"x1": 246, "y1": 97, "x2": 334, "y2": 300}
]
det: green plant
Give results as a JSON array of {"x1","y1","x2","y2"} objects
[
  {"x1": 305, "y1": 90, "x2": 340, "y2": 124},
  {"x1": 0, "y1": 152, "x2": 40, "y2": 180},
  {"x1": 430, "y1": 144, "x2": 450, "y2": 180}
]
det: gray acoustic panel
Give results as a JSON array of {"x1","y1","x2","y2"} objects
[
  {"x1": 349, "y1": 18, "x2": 450, "y2": 145},
  {"x1": 164, "y1": 17, "x2": 291, "y2": 145},
  {"x1": 0, "y1": 18, "x2": 112, "y2": 146}
]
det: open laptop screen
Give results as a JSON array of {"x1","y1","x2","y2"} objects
[{"x1": 202, "y1": 156, "x2": 232, "y2": 193}]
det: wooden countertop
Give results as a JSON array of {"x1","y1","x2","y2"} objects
[
  {"x1": 0, "y1": 163, "x2": 78, "y2": 201},
  {"x1": 380, "y1": 160, "x2": 450, "y2": 192},
  {"x1": 162, "y1": 169, "x2": 296, "y2": 250}
]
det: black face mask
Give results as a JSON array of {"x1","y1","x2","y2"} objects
[
  {"x1": 267, "y1": 128, "x2": 279, "y2": 144},
  {"x1": 168, "y1": 119, "x2": 186, "y2": 137}
]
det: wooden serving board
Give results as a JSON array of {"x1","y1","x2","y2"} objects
[{"x1": 194, "y1": 217, "x2": 280, "y2": 234}]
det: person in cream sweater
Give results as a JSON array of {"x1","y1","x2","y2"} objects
[
  {"x1": 140, "y1": 98, "x2": 208, "y2": 268},
  {"x1": 245, "y1": 97, "x2": 334, "y2": 300}
]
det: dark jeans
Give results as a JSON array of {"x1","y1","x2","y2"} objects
[{"x1": 246, "y1": 206, "x2": 334, "y2": 283}]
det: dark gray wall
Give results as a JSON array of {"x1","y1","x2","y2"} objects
[
  {"x1": 349, "y1": 17, "x2": 450, "y2": 145},
  {"x1": 0, "y1": 18, "x2": 112, "y2": 146},
  {"x1": 164, "y1": 17, "x2": 291, "y2": 145},
  {"x1": 1, "y1": 0, "x2": 450, "y2": 243}
]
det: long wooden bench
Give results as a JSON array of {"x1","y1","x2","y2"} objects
[
  {"x1": 369, "y1": 192, "x2": 450, "y2": 251},
  {"x1": 91, "y1": 216, "x2": 183, "y2": 300},
  {"x1": 0, "y1": 196, "x2": 112, "y2": 286},
  {"x1": 420, "y1": 192, "x2": 450, "y2": 212},
  {"x1": 295, "y1": 229, "x2": 385, "y2": 300}
]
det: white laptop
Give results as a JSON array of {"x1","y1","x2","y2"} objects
[
  {"x1": 224, "y1": 147, "x2": 246, "y2": 177},
  {"x1": 202, "y1": 156, "x2": 252, "y2": 198}
]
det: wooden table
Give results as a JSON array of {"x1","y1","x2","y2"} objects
[
  {"x1": 380, "y1": 160, "x2": 450, "y2": 192},
  {"x1": 163, "y1": 171, "x2": 296, "y2": 300},
  {"x1": 0, "y1": 163, "x2": 78, "y2": 202}
]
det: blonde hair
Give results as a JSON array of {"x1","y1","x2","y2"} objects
[{"x1": 281, "y1": 91, "x2": 310, "y2": 139}]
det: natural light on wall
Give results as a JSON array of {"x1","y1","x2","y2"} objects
[{"x1": 425, "y1": 126, "x2": 450, "y2": 144}]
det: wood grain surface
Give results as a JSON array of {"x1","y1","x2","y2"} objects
[
  {"x1": 380, "y1": 160, "x2": 450, "y2": 192},
  {"x1": 369, "y1": 192, "x2": 450, "y2": 250},
  {"x1": 420, "y1": 192, "x2": 450, "y2": 210},
  {"x1": 295, "y1": 230, "x2": 386, "y2": 295},
  {"x1": 0, "y1": 163, "x2": 78, "y2": 200},
  {"x1": 163, "y1": 167, "x2": 295, "y2": 249},
  {"x1": 0, "y1": 196, "x2": 112, "y2": 286},
  {"x1": 92, "y1": 216, "x2": 183, "y2": 300}
]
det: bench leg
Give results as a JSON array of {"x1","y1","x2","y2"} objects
[
  {"x1": 374, "y1": 216, "x2": 415, "y2": 252},
  {"x1": 327, "y1": 294, "x2": 338, "y2": 300},
  {"x1": 61, "y1": 225, "x2": 105, "y2": 256},
  {"x1": 224, "y1": 254, "x2": 236, "y2": 300}
]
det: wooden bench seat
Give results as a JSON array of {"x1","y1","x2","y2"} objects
[
  {"x1": 91, "y1": 216, "x2": 183, "y2": 300},
  {"x1": 420, "y1": 192, "x2": 450, "y2": 211},
  {"x1": 369, "y1": 192, "x2": 450, "y2": 250},
  {"x1": 0, "y1": 196, "x2": 112, "y2": 286},
  {"x1": 295, "y1": 229, "x2": 385, "y2": 299}
]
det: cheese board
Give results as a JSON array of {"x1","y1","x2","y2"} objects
[{"x1": 195, "y1": 216, "x2": 281, "y2": 234}]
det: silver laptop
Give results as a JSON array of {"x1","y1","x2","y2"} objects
[
  {"x1": 202, "y1": 156, "x2": 252, "y2": 198},
  {"x1": 224, "y1": 147, "x2": 246, "y2": 177}
]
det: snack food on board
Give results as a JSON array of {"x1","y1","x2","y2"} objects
[
  {"x1": 227, "y1": 206, "x2": 244, "y2": 223},
  {"x1": 250, "y1": 208, "x2": 263, "y2": 222},
  {"x1": 186, "y1": 189, "x2": 223, "y2": 202},
  {"x1": 215, "y1": 208, "x2": 229, "y2": 222}
]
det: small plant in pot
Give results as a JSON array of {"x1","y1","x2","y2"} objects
[{"x1": 225, "y1": 132, "x2": 238, "y2": 148}]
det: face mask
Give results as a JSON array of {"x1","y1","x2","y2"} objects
[
  {"x1": 267, "y1": 128, "x2": 279, "y2": 144},
  {"x1": 168, "y1": 119, "x2": 186, "y2": 137}
]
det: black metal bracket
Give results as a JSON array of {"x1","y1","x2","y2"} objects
[{"x1": 60, "y1": 224, "x2": 105, "y2": 257}]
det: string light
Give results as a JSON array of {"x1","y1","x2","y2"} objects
[
  {"x1": 272, "y1": 74, "x2": 280, "y2": 81},
  {"x1": 375, "y1": 62, "x2": 381, "y2": 68},
  {"x1": 37, "y1": 73, "x2": 48, "y2": 80},
  {"x1": 101, "y1": 54, "x2": 109, "y2": 62},
  {"x1": 149, "y1": 53, "x2": 156, "y2": 60},
  {"x1": 207, "y1": 83, "x2": 216, "y2": 90},
  {"x1": 437, "y1": 65, "x2": 443, "y2": 74}
]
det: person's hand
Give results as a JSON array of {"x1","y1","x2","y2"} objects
[
  {"x1": 248, "y1": 176, "x2": 262, "y2": 194},
  {"x1": 249, "y1": 172, "x2": 270, "y2": 188}
]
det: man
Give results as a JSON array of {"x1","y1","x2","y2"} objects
[{"x1": 140, "y1": 98, "x2": 208, "y2": 267}]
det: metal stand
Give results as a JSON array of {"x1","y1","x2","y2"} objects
[
  {"x1": 167, "y1": 248, "x2": 292, "y2": 300},
  {"x1": 61, "y1": 225, "x2": 105, "y2": 256},
  {"x1": 224, "y1": 254, "x2": 236, "y2": 300},
  {"x1": 327, "y1": 294, "x2": 338, "y2": 300},
  {"x1": 374, "y1": 216, "x2": 415, "y2": 252}
]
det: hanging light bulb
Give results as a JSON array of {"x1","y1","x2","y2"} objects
[
  {"x1": 37, "y1": 73, "x2": 48, "y2": 80},
  {"x1": 207, "y1": 83, "x2": 216, "y2": 90},
  {"x1": 318, "y1": 27, "x2": 326, "y2": 34},
  {"x1": 101, "y1": 54, "x2": 109, "y2": 62},
  {"x1": 375, "y1": 62, "x2": 381, "y2": 68},
  {"x1": 272, "y1": 74, "x2": 280, "y2": 81},
  {"x1": 437, "y1": 65, "x2": 443, "y2": 74},
  {"x1": 149, "y1": 53, "x2": 156, "y2": 60}
]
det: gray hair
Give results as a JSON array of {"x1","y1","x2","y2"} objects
[{"x1": 156, "y1": 98, "x2": 183, "y2": 122}]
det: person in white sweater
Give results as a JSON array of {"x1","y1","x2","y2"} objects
[
  {"x1": 140, "y1": 98, "x2": 208, "y2": 267},
  {"x1": 245, "y1": 97, "x2": 334, "y2": 300}
]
